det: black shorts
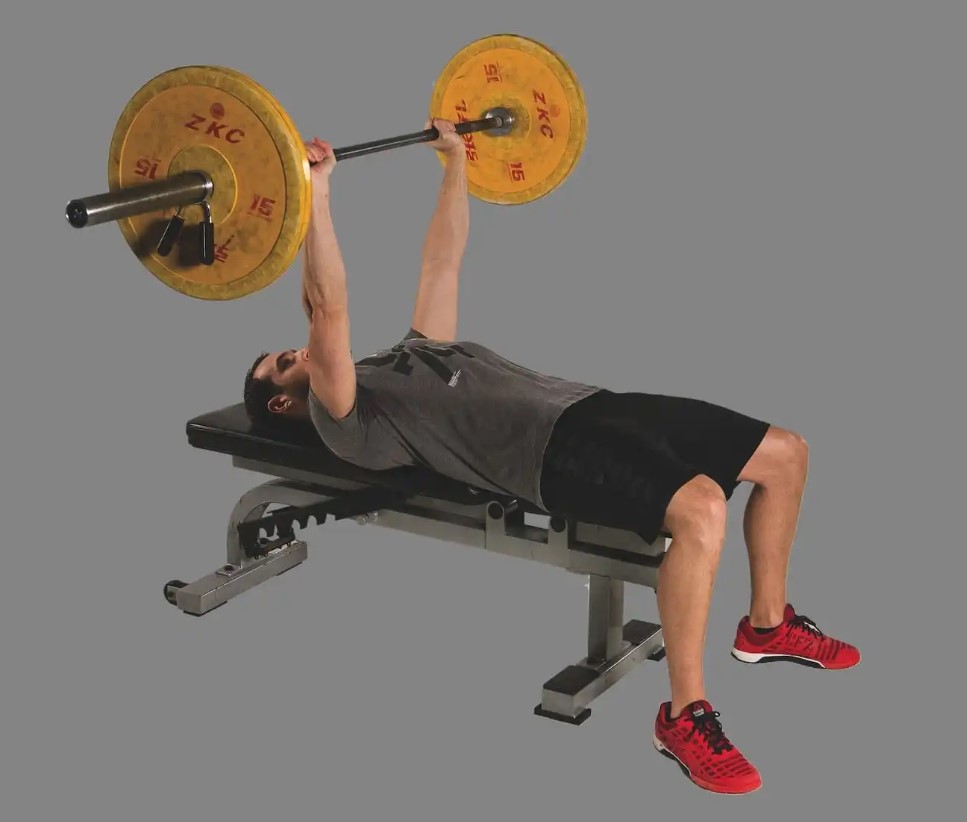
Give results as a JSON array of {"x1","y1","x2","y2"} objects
[{"x1": 538, "y1": 389, "x2": 771, "y2": 543}]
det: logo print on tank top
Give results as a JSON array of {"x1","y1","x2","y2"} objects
[{"x1": 358, "y1": 342, "x2": 475, "y2": 386}]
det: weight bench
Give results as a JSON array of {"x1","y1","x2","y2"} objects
[{"x1": 170, "y1": 403, "x2": 668, "y2": 724}]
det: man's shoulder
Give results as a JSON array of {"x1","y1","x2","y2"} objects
[{"x1": 400, "y1": 328, "x2": 486, "y2": 348}]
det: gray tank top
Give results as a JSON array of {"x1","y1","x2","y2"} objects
[{"x1": 307, "y1": 329, "x2": 601, "y2": 508}]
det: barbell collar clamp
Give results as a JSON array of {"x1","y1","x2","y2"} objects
[
  {"x1": 156, "y1": 207, "x2": 185, "y2": 258},
  {"x1": 199, "y1": 202, "x2": 215, "y2": 266}
]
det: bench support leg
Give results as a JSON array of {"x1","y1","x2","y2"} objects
[
  {"x1": 163, "y1": 480, "x2": 319, "y2": 616},
  {"x1": 534, "y1": 575, "x2": 665, "y2": 725},
  {"x1": 163, "y1": 474, "x2": 667, "y2": 718}
]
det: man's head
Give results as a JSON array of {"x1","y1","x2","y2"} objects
[{"x1": 243, "y1": 347, "x2": 312, "y2": 428}]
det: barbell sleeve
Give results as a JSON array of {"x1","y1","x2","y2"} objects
[{"x1": 65, "y1": 172, "x2": 213, "y2": 229}]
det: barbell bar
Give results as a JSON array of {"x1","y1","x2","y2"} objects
[{"x1": 65, "y1": 115, "x2": 509, "y2": 230}]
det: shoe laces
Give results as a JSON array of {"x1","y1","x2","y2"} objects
[
  {"x1": 687, "y1": 710, "x2": 734, "y2": 755},
  {"x1": 789, "y1": 614, "x2": 825, "y2": 640}
]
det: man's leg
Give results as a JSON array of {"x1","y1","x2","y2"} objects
[
  {"x1": 652, "y1": 474, "x2": 763, "y2": 795},
  {"x1": 730, "y1": 426, "x2": 860, "y2": 669},
  {"x1": 735, "y1": 427, "x2": 809, "y2": 629},
  {"x1": 658, "y1": 475, "x2": 729, "y2": 718},
  {"x1": 539, "y1": 393, "x2": 765, "y2": 792}
]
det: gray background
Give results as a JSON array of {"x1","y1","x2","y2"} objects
[{"x1": 1, "y1": 0, "x2": 963, "y2": 818}]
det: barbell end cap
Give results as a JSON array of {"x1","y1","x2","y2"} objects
[
  {"x1": 198, "y1": 172, "x2": 215, "y2": 200},
  {"x1": 480, "y1": 107, "x2": 516, "y2": 137},
  {"x1": 65, "y1": 200, "x2": 89, "y2": 228}
]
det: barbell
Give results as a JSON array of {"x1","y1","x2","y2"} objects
[{"x1": 65, "y1": 33, "x2": 588, "y2": 301}]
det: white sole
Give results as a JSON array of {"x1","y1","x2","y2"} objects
[
  {"x1": 731, "y1": 647, "x2": 826, "y2": 667},
  {"x1": 653, "y1": 734, "x2": 674, "y2": 755}
]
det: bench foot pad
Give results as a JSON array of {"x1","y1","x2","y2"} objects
[
  {"x1": 533, "y1": 705, "x2": 593, "y2": 725},
  {"x1": 534, "y1": 620, "x2": 664, "y2": 724}
]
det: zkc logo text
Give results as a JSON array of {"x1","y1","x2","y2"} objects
[{"x1": 184, "y1": 103, "x2": 245, "y2": 143}]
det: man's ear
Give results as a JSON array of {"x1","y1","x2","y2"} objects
[{"x1": 267, "y1": 394, "x2": 290, "y2": 415}]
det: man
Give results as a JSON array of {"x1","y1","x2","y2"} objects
[{"x1": 243, "y1": 119, "x2": 860, "y2": 794}]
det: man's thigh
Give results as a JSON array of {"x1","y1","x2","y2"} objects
[
  {"x1": 539, "y1": 397, "x2": 699, "y2": 543},
  {"x1": 565, "y1": 389, "x2": 771, "y2": 501}
]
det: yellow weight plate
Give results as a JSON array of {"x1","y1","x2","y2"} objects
[
  {"x1": 430, "y1": 34, "x2": 587, "y2": 204},
  {"x1": 108, "y1": 66, "x2": 311, "y2": 300}
]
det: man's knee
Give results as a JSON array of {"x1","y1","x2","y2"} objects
[
  {"x1": 772, "y1": 428, "x2": 809, "y2": 484},
  {"x1": 741, "y1": 426, "x2": 809, "y2": 488},
  {"x1": 791, "y1": 429, "x2": 810, "y2": 471},
  {"x1": 664, "y1": 475, "x2": 728, "y2": 547}
]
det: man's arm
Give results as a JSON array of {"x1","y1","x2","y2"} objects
[
  {"x1": 302, "y1": 138, "x2": 357, "y2": 420},
  {"x1": 411, "y1": 119, "x2": 468, "y2": 342}
]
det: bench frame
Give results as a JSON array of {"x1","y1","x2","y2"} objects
[{"x1": 165, "y1": 453, "x2": 668, "y2": 724}]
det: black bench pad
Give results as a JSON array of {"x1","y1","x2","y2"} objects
[{"x1": 186, "y1": 404, "x2": 547, "y2": 514}]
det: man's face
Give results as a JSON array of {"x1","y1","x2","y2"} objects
[{"x1": 255, "y1": 347, "x2": 311, "y2": 417}]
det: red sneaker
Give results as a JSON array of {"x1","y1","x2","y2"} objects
[
  {"x1": 653, "y1": 700, "x2": 762, "y2": 794},
  {"x1": 732, "y1": 604, "x2": 860, "y2": 669}
]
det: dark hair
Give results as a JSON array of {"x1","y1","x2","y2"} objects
[
  {"x1": 243, "y1": 351, "x2": 320, "y2": 445},
  {"x1": 243, "y1": 351, "x2": 281, "y2": 429}
]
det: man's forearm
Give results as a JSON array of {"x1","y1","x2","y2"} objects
[
  {"x1": 303, "y1": 193, "x2": 349, "y2": 313},
  {"x1": 421, "y1": 154, "x2": 469, "y2": 268}
]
